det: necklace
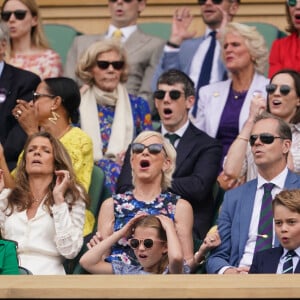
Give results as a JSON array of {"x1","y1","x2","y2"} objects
[
  {"x1": 57, "y1": 125, "x2": 71, "y2": 139},
  {"x1": 31, "y1": 192, "x2": 49, "y2": 206},
  {"x1": 232, "y1": 89, "x2": 248, "y2": 100}
]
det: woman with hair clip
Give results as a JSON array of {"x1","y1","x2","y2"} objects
[
  {"x1": 80, "y1": 214, "x2": 189, "y2": 274},
  {"x1": 221, "y1": 68, "x2": 300, "y2": 189},
  {"x1": 268, "y1": 0, "x2": 300, "y2": 77},
  {"x1": 0, "y1": 131, "x2": 88, "y2": 274},
  {"x1": 0, "y1": 0, "x2": 63, "y2": 79}
]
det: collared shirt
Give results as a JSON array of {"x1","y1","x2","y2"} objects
[
  {"x1": 161, "y1": 120, "x2": 189, "y2": 148},
  {"x1": 277, "y1": 247, "x2": 300, "y2": 274},
  {"x1": 106, "y1": 24, "x2": 137, "y2": 43},
  {"x1": 189, "y1": 28, "x2": 221, "y2": 86},
  {"x1": 239, "y1": 167, "x2": 288, "y2": 267}
]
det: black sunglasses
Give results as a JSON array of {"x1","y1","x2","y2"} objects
[
  {"x1": 96, "y1": 60, "x2": 124, "y2": 70},
  {"x1": 266, "y1": 84, "x2": 292, "y2": 96},
  {"x1": 154, "y1": 90, "x2": 182, "y2": 101},
  {"x1": 249, "y1": 133, "x2": 284, "y2": 146},
  {"x1": 1, "y1": 10, "x2": 27, "y2": 21},
  {"x1": 287, "y1": 0, "x2": 298, "y2": 7},
  {"x1": 198, "y1": 0, "x2": 223, "y2": 5},
  {"x1": 128, "y1": 238, "x2": 164, "y2": 249},
  {"x1": 131, "y1": 143, "x2": 165, "y2": 155},
  {"x1": 32, "y1": 92, "x2": 55, "y2": 103},
  {"x1": 109, "y1": 0, "x2": 134, "y2": 2}
]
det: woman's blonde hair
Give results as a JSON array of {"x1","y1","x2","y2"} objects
[
  {"x1": 2, "y1": 0, "x2": 50, "y2": 53},
  {"x1": 219, "y1": 22, "x2": 268, "y2": 75},
  {"x1": 76, "y1": 39, "x2": 129, "y2": 86},
  {"x1": 130, "y1": 131, "x2": 176, "y2": 191}
]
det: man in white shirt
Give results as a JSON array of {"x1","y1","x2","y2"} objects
[
  {"x1": 206, "y1": 112, "x2": 300, "y2": 274},
  {"x1": 64, "y1": 0, "x2": 164, "y2": 112}
]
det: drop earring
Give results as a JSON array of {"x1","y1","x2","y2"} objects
[{"x1": 48, "y1": 109, "x2": 60, "y2": 125}]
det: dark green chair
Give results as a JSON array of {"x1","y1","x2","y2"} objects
[
  {"x1": 43, "y1": 24, "x2": 82, "y2": 66},
  {"x1": 138, "y1": 22, "x2": 171, "y2": 40}
]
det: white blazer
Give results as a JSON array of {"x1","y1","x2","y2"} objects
[{"x1": 191, "y1": 72, "x2": 269, "y2": 138}]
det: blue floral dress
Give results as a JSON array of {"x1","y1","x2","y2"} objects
[
  {"x1": 105, "y1": 191, "x2": 180, "y2": 266},
  {"x1": 95, "y1": 95, "x2": 152, "y2": 194}
]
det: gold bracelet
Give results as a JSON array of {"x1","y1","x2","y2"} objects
[{"x1": 237, "y1": 135, "x2": 248, "y2": 142}]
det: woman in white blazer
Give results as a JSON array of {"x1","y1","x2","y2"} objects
[{"x1": 191, "y1": 22, "x2": 269, "y2": 167}]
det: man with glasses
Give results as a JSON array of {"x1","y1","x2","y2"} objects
[
  {"x1": 0, "y1": 22, "x2": 40, "y2": 171},
  {"x1": 64, "y1": 0, "x2": 164, "y2": 113},
  {"x1": 206, "y1": 112, "x2": 300, "y2": 274},
  {"x1": 153, "y1": 0, "x2": 239, "y2": 117},
  {"x1": 117, "y1": 69, "x2": 222, "y2": 240}
]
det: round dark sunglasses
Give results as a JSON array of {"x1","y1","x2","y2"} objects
[
  {"x1": 128, "y1": 238, "x2": 165, "y2": 249},
  {"x1": 154, "y1": 90, "x2": 182, "y2": 101},
  {"x1": 198, "y1": 0, "x2": 223, "y2": 5},
  {"x1": 249, "y1": 133, "x2": 284, "y2": 146},
  {"x1": 287, "y1": 0, "x2": 298, "y2": 7},
  {"x1": 96, "y1": 60, "x2": 124, "y2": 70},
  {"x1": 266, "y1": 84, "x2": 292, "y2": 96},
  {"x1": 131, "y1": 143, "x2": 165, "y2": 155},
  {"x1": 1, "y1": 10, "x2": 27, "y2": 21}
]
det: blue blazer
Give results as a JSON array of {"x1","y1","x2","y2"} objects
[
  {"x1": 249, "y1": 246, "x2": 300, "y2": 274},
  {"x1": 206, "y1": 171, "x2": 300, "y2": 274},
  {"x1": 152, "y1": 36, "x2": 226, "y2": 91}
]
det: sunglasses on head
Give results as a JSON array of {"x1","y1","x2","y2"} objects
[
  {"x1": 131, "y1": 143, "x2": 165, "y2": 155},
  {"x1": 128, "y1": 238, "x2": 164, "y2": 249},
  {"x1": 1, "y1": 10, "x2": 27, "y2": 21},
  {"x1": 266, "y1": 84, "x2": 292, "y2": 96},
  {"x1": 32, "y1": 92, "x2": 55, "y2": 103},
  {"x1": 249, "y1": 133, "x2": 284, "y2": 146},
  {"x1": 287, "y1": 0, "x2": 298, "y2": 7},
  {"x1": 154, "y1": 90, "x2": 183, "y2": 101},
  {"x1": 198, "y1": 0, "x2": 223, "y2": 5},
  {"x1": 96, "y1": 60, "x2": 124, "y2": 70}
]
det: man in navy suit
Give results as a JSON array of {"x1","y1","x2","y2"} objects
[
  {"x1": 250, "y1": 189, "x2": 300, "y2": 274},
  {"x1": 152, "y1": 0, "x2": 240, "y2": 94},
  {"x1": 116, "y1": 69, "x2": 222, "y2": 240},
  {"x1": 0, "y1": 22, "x2": 41, "y2": 170},
  {"x1": 206, "y1": 112, "x2": 300, "y2": 274}
]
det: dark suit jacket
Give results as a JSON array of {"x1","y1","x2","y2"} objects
[
  {"x1": 249, "y1": 246, "x2": 300, "y2": 274},
  {"x1": 116, "y1": 123, "x2": 223, "y2": 239},
  {"x1": 0, "y1": 63, "x2": 41, "y2": 170}
]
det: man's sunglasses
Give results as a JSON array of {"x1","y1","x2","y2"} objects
[
  {"x1": 131, "y1": 143, "x2": 165, "y2": 155},
  {"x1": 1, "y1": 10, "x2": 27, "y2": 21},
  {"x1": 96, "y1": 60, "x2": 124, "y2": 70},
  {"x1": 198, "y1": 0, "x2": 223, "y2": 5},
  {"x1": 154, "y1": 90, "x2": 182, "y2": 101},
  {"x1": 266, "y1": 84, "x2": 292, "y2": 96},
  {"x1": 128, "y1": 238, "x2": 165, "y2": 249},
  {"x1": 249, "y1": 133, "x2": 284, "y2": 146},
  {"x1": 287, "y1": 0, "x2": 299, "y2": 7}
]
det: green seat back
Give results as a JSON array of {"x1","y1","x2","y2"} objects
[
  {"x1": 43, "y1": 24, "x2": 82, "y2": 66},
  {"x1": 138, "y1": 22, "x2": 171, "y2": 40}
]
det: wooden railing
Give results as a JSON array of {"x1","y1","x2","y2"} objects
[
  {"x1": 0, "y1": 274, "x2": 300, "y2": 299},
  {"x1": 31, "y1": 0, "x2": 288, "y2": 35}
]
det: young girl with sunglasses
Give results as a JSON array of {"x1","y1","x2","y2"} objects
[
  {"x1": 80, "y1": 214, "x2": 190, "y2": 274},
  {"x1": 268, "y1": 0, "x2": 300, "y2": 77},
  {"x1": 1, "y1": 0, "x2": 63, "y2": 79},
  {"x1": 221, "y1": 69, "x2": 300, "y2": 189}
]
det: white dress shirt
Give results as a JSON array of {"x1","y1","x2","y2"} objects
[
  {"x1": 277, "y1": 247, "x2": 300, "y2": 274},
  {"x1": 106, "y1": 24, "x2": 137, "y2": 43},
  {"x1": 161, "y1": 120, "x2": 189, "y2": 148}
]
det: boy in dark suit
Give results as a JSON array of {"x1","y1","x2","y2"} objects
[{"x1": 250, "y1": 189, "x2": 300, "y2": 274}]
